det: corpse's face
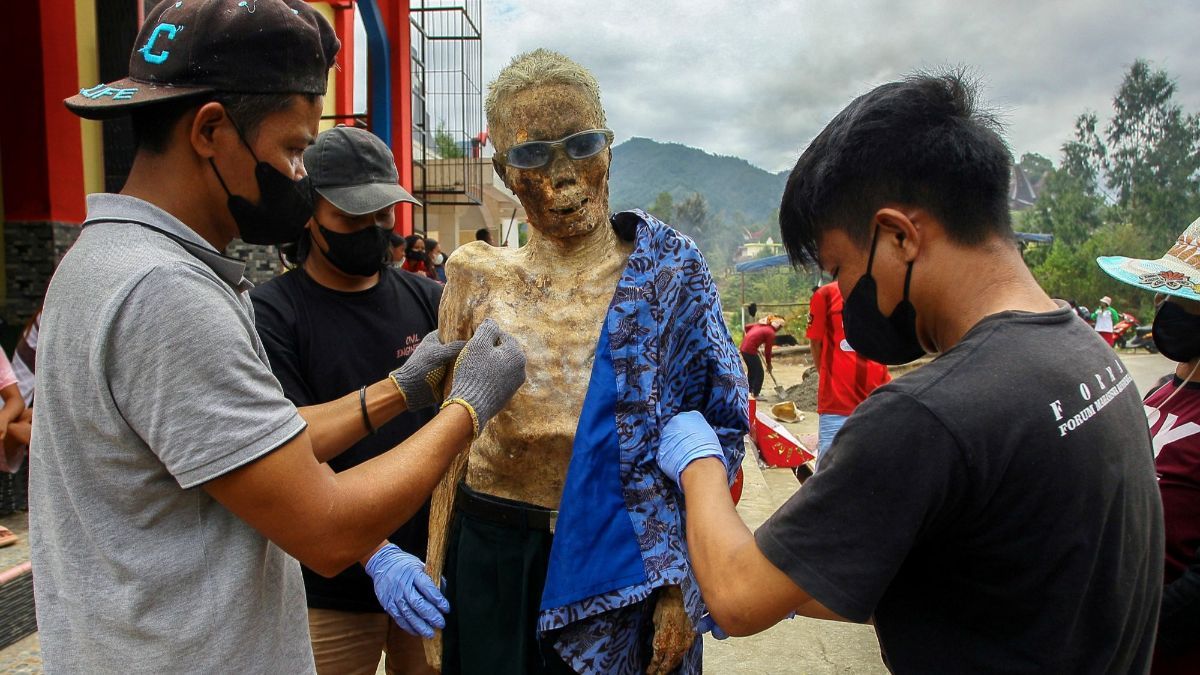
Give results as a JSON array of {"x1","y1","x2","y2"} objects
[{"x1": 490, "y1": 83, "x2": 610, "y2": 240}]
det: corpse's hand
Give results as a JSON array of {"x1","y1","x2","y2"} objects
[
  {"x1": 389, "y1": 331, "x2": 467, "y2": 410},
  {"x1": 647, "y1": 586, "x2": 694, "y2": 674},
  {"x1": 657, "y1": 411, "x2": 726, "y2": 489},
  {"x1": 364, "y1": 544, "x2": 450, "y2": 638}
]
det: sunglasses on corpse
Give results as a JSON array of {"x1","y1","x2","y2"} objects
[{"x1": 495, "y1": 128, "x2": 615, "y2": 170}]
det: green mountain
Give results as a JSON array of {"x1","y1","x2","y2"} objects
[{"x1": 609, "y1": 137, "x2": 789, "y2": 225}]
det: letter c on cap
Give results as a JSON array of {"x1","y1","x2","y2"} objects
[{"x1": 139, "y1": 23, "x2": 180, "y2": 65}]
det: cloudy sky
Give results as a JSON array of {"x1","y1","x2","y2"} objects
[{"x1": 481, "y1": 0, "x2": 1200, "y2": 174}]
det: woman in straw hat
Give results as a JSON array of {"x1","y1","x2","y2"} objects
[{"x1": 1098, "y1": 216, "x2": 1200, "y2": 674}]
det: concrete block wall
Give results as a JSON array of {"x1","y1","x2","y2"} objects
[
  {"x1": 227, "y1": 241, "x2": 285, "y2": 286},
  {"x1": 4, "y1": 221, "x2": 81, "y2": 326}
]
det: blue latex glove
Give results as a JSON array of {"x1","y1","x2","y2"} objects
[
  {"x1": 364, "y1": 544, "x2": 450, "y2": 638},
  {"x1": 696, "y1": 614, "x2": 729, "y2": 640},
  {"x1": 658, "y1": 410, "x2": 726, "y2": 488}
]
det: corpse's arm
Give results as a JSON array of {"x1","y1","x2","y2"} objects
[{"x1": 423, "y1": 249, "x2": 482, "y2": 669}]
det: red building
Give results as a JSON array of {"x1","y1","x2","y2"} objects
[{"x1": 0, "y1": 0, "x2": 483, "y2": 327}]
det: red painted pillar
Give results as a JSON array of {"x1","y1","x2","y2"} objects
[
  {"x1": 0, "y1": 0, "x2": 87, "y2": 224},
  {"x1": 332, "y1": 2, "x2": 356, "y2": 124},
  {"x1": 375, "y1": 0, "x2": 413, "y2": 236}
]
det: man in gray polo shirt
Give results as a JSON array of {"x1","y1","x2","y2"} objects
[{"x1": 33, "y1": 2, "x2": 525, "y2": 672}]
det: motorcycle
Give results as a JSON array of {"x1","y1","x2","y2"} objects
[
  {"x1": 1113, "y1": 312, "x2": 1140, "y2": 349},
  {"x1": 1126, "y1": 324, "x2": 1158, "y2": 353}
]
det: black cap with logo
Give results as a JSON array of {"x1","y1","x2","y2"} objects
[
  {"x1": 305, "y1": 126, "x2": 421, "y2": 216},
  {"x1": 65, "y1": 0, "x2": 340, "y2": 120}
]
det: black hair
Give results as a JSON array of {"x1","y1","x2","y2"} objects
[
  {"x1": 475, "y1": 228, "x2": 492, "y2": 242},
  {"x1": 130, "y1": 92, "x2": 318, "y2": 155},
  {"x1": 404, "y1": 234, "x2": 424, "y2": 252},
  {"x1": 779, "y1": 69, "x2": 1013, "y2": 266},
  {"x1": 425, "y1": 237, "x2": 439, "y2": 252}
]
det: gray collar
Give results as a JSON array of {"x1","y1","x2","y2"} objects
[{"x1": 84, "y1": 193, "x2": 252, "y2": 291}]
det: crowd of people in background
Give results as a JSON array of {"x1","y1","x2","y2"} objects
[{"x1": 388, "y1": 228, "x2": 491, "y2": 284}]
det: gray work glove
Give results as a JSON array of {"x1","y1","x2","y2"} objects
[
  {"x1": 389, "y1": 331, "x2": 467, "y2": 410},
  {"x1": 440, "y1": 319, "x2": 527, "y2": 438}
]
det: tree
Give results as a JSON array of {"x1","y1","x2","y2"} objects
[
  {"x1": 673, "y1": 192, "x2": 743, "y2": 268},
  {"x1": 1097, "y1": 60, "x2": 1200, "y2": 248},
  {"x1": 1018, "y1": 152, "x2": 1053, "y2": 186},
  {"x1": 1020, "y1": 116, "x2": 1106, "y2": 247},
  {"x1": 648, "y1": 191, "x2": 674, "y2": 223},
  {"x1": 1025, "y1": 60, "x2": 1199, "y2": 319},
  {"x1": 434, "y1": 123, "x2": 464, "y2": 159},
  {"x1": 674, "y1": 193, "x2": 712, "y2": 242}
]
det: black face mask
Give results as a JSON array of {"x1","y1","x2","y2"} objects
[
  {"x1": 209, "y1": 123, "x2": 314, "y2": 246},
  {"x1": 405, "y1": 249, "x2": 427, "y2": 262},
  {"x1": 842, "y1": 228, "x2": 926, "y2": 365},
  {"x1": 1153, "y1": 300, "x2": 1200, "y2": 363},
  {"x1": 316, "y1": 222, "x2": 389, "y2": 277}
]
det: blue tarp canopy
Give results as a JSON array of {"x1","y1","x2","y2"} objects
[
  {"x1": 735, "y1": 254, "x2": 795, "y2": 273},
  {"x1": 736, "y1": 233, "x2": 1052, "y2": 273},
  {"x1": 1016, "y1": 232, "x2": 1054, "y2": 244}
]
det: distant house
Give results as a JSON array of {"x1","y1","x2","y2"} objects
[{"x1": 1009, "y1": 165, "x2": 1045, "y2": 211}]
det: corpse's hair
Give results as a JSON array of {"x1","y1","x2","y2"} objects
[
  {"x1": 131, "y1": 93, "x2": 318, "y2": 155},
  {"x1": 779, "y1": 68, "x2": 1013, "y2": 266},
  {"x1": 485, "y1": 49, "x2": 606, "y2": 131}
]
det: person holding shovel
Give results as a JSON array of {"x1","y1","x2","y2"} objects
[{"x1": 740, "y1": 314, "x2": 786, "y2": 397}]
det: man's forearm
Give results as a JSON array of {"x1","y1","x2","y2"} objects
[
  {"x1": 322, "y1": 403, "x2": 474, "y2": 568},
  {"x1": 681, "y1": 458, "x2": 761, "y2": 628},
  {"x1": 809, "y1": 339, "x2": 822, "y2": 368},
  {"x1": 298, "y1": 379, "x2": 409, "y2": 463},
  {"x1": 204, "y1": 402, "x2": 474, "y2": 578},
  {"x1": 680, "y1": 458, "x2": 841, "y2": 634}
]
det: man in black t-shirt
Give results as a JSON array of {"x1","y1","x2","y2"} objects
[
  {"x1": 253, "y1": 126, "x2": 442, "y2": 674},
  {"x1": 657, "y1": 72, "x2": 1163, "y2": 673}
]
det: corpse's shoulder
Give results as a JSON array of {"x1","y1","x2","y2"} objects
[{"x1": 444, "y1": 241, "x2": 519, "y2": 280}]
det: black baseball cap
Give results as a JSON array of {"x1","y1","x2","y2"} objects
[
  {"x1": 65, "y1": 0, "x2": 339, "y2": 120},
  {"x1": 305, "y1": 126, "x2": 421, "y2": 216}
]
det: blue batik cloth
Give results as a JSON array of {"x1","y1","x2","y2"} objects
[{"x1": 537, "y1": 210, "x2": 749, "y2": 674}]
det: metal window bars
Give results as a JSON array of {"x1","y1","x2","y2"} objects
[{"x1": 409, "y1": 0, "x2": 483, "y2": 232}]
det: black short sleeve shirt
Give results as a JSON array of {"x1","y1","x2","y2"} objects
[
  {"x1": 756, "y1": 305, "x2": 1163, "y2": 673},
  {"x1": 252, "y1": 266, "x2": 442, "y2": 612}
]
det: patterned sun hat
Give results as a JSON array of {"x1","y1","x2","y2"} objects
[{"x1": 1097, "y1": 215, "x2": 1200, "y2": 302}]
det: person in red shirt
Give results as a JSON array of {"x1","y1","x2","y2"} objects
[
  {"x1": 806, "y1": 282, "x2": 891, "y2": 468},
  {"x1": 400, "y1": 234, "x2": 431, "y2": 276},
  {"x1": 740, "y1": 314, "x2": 785, "y2": 397},
  {"x1": 1098, "y1": 215, "x2": 1200, "y2": 674}
]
